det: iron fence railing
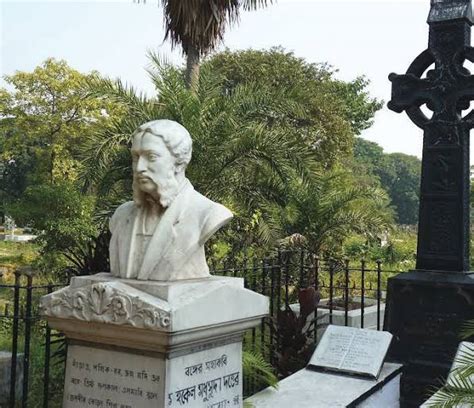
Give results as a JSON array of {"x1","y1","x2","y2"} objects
[{"x1": 0, "y1": 250, "x2": 400, "y2": 407}]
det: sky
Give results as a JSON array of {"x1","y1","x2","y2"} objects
[{"x1": 0, "y1": 0, "x2": 455, "y2": 158}]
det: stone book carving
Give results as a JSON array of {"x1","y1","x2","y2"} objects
[{"x1": 308, "y1": 325, "x2": 393, "y2": 380}]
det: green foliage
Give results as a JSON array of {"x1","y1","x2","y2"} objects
[
  {"x1": 242, "y1": 348, "x2": 278, "y2": 398},
  {"x1": 81, "y1": 55, "x2": 323, "y2": 250},
  {"x1": 0, "y1": 52, "x2": 390, "y2": 276},
  {"x1": 425, "y1": 323, "x2": 474, "y2": 407},
  {"x1": 274, "y1": 169, "x2": 393, "y2": 254},
  {"x1": 0, "y1": 58, "x2": 123, "y2": 196},
  {"x1": 343, "y1": 228, "x2": 417, "y2": 270},
  {"x1": 7, "y1": 182, "x2": 100, "y2": 277},
  {"x1": 0, "y1": 59, "x2": 125, "y2": 276},
  {"x1": 80, "y1": 51, "x2": 390, "y2": 257},
  {"x1": 354, "y1": 138, "x2": 421, "y2": 225},
  {"x1": 204, "y1": 48, "x2": 383, "y2": 167}
]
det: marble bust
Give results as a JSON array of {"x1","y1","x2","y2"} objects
[{"x1": 109, "y1": 119, "x2": 233, "y2": 281}]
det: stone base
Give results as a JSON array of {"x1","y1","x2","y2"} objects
[
  {"x1": 64, "y1": 340, "x2": 241, "y2": 408},
  {"x1": 0, "y1": 352, "x2": 23, "y2": 404},
  {"x1": 246, "y1": 363, "x2": 402, "y2": 408},
  {"x1": 41, "y1": 273, "x2": 268, "y2": 408},
  {"x1": 384, "y1": 270, "x2": 474, "y2": 407}
]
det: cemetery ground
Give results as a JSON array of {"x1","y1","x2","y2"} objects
[{"x1": 1, "y1": 228, "x2": 473, "y2": 408}]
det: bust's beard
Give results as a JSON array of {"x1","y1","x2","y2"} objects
[{"x1": 133, "y1": 170, "x2": 180, "y2": 208}]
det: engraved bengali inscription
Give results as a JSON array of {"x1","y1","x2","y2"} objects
[
  {"x1": 167, "y1": 343, "x2": 242, "y2": 408},
  {"x1": 64, "y1": 345, "x2": 165, "y2": 408},
  {"x1": 41, "y1": 282, "x2": 170, "y2": 329}
]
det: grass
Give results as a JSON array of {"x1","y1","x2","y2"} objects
[{"x1": 0, "y1": 241, "x2": 38, "y2": 275}]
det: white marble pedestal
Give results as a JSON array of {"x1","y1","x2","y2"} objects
[{"x1": 40, "y1": 273, "x2": 268, "y2": 408}]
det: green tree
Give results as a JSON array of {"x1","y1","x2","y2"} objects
[
  {"x1": 80, "y1": 55, "x2": 392, "y2": 256},
  {"x1": 379, "y1": 153, "x2": 420, "y2": 225},
  {"x1": 273, "y1": 170, "x2": 393, "y2": 254},
  {"x1": 354, "y1": 138, "x2": 421, "y2": 225},
  {"x1": 82, "y1": 59, "x2": 319, "y2": 248},
  {"x1": 0, "y1": 59, "x2": 121, "y2": 188},
  {"x1": 7, "y1": 182, "x2": 102, "y2": 276},
  {"x1": 156, "y1": 0, "x2": 272, "y2": 88},
  {"x1": 0, "y1": 60, "x2": 122, "y2": 275},
  {"x1": 203, "y1": 48, "x2": 383, "y2": 167}
]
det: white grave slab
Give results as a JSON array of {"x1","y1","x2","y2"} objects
[
  {"x1": 246, "y1": 363, "x2": 402, "y2": 408},
  {"x1": 308, "y1": 325, "x2": 393, "y2": 379}
]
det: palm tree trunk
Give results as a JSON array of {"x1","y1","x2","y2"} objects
[{"x1": 185, "y1": 45, "x2": 200, "y2": 90}]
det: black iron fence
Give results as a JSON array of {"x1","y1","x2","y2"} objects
[
  {"x1": 0, "y1": 272, "x2": 68, "y2": 408},
  {"x1": 0, "y1": 251, "x2": 400, "y2": 407}
]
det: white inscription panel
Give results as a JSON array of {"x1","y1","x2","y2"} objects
[
  {"x1": 309, "y1": 325, "x2": 392, "y2": 379},
  {"x1": 166, "y1": 342, "x2": 242, "y2": 408},
  {"x1": 64, "y1": 344, "x2": 165, "y2": 408}
]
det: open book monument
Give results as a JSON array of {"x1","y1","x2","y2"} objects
[
  {"x1": 248, "y1": 326, "x2": 400, "y2": 408},
  {"x1": 40, "y1": 120, "x2": 269, "y2": 408},
  {"x1": 308, "y1": 325, "x2": 393, "y2": 380}
]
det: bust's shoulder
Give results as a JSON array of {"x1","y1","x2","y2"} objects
[
  {"x1": 188, "y1": 189, "x2": 228, "y2": 215},
  {"x1": 185, "y1": 190, "x2": 233, "y2": 244},
  {"x1": 113, "y1": 201, "x2": 136, "y2": 216},
  {"x1": 110, "y1": 201, "x2": 136, "y2": 232}
]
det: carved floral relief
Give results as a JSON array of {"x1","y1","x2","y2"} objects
[{"x1": 40, "y1": 282, "x2": 170, "y2": 329}]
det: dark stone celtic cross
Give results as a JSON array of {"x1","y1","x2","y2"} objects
[{"x1": 388, "y1": 0, "x2": 474, "y2": 272}]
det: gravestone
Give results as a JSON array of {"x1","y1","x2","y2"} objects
[
  {"x1": 0, "y1": 352, "x2": 23, "y2": 405},
  {"x1": 308, "y1": 325, "x2": 392, "y2": 379},
  {"x1": 385, "y1": 0, "x2": 474, "y2": 406},
  {"x1": 248, "y1": 326, "x2": 400, "y2": 408},
  {"x1": 40, "y1": 120, "x2": 269, "y2": 408}
]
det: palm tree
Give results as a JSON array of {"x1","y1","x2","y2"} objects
[
  {"x1": 81, "y1": 55, "x2": 394, "y2": 258},
  {"x1": 156, "y1": 0, "x2": 273, "y2": 88},
  {"x1": 80, "y1": 56, "x2": 317, "y2": 250},
  {"x1": 271, "y1": 169, "x2": 394, "y2": 255}
]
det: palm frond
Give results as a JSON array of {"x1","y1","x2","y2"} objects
[{"x1": 242, "y1": 349, "x2": 278, "y2": 391}]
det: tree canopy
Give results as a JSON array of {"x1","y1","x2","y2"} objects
[
  {"x1": 203, "y1": 48, "x2": 383, "y2": 167},
  {"x1": 80, "y1": 50, "x2": 391, "y2": 257},
  {"x1": 0, "y1": 51, "x2": 394, "y2": 274},
  {"x1": 157, "y1": 0, "x2": 273, "y2": 87},
  {"x1": 0, "y1": 59, "x2": 122, "y2": 192},
  {"x1": 354, "y1": 137, "x2": 421, "y2": 225}
]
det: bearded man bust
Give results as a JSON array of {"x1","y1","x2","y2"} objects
[{"x1": 109, "y1": 119, "x2": 233, "y2": 281}]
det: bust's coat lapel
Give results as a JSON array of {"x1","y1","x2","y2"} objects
[
  {"x1": 123, "y1": 205, "x2": 139, "y2": 279},
  {"x1": 137, "y1": 181, "x2": 193, "y2": 280}
]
